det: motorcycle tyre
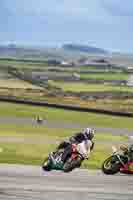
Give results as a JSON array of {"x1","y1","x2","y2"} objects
[
  {"x1": 42, "y1": 157, "x2": 51, "y2": 171},
  {"x1": 102, "y1": 156, "x2": 121, "y2": 175},
  {"x1": 63, "y1": 157, "x2": 82, "y2": 173}
]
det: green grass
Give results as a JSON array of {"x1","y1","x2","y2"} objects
[
  {"x1": 0, "y1": 125, "x2": 77, "y2": 138},
  {"x1": 0, "y1": 58, "x2": 48, "y2": 69},
  {"x1": 0, "y1": 124, "x2": 128, "y2": 141},
  {"x1": 0, "y1": 142, "x2": 56, "y2": 165},
  {"x1": 82, "y1": 144, "x2": 112, "y2": 169},
  {"x1": 0, "y1": 79, "x2": 42, "y2": 89},
  {"x1": 80, "y1": 72, "x2": 128, "y2": 81},
  {"x1": 0, "y1": 102, "x2": 133, "y2": 130},
  {"x1": 49, "y1": 80, "x2": 133, "y2": 93}
]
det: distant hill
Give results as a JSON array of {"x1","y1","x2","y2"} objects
[
  {"x1": 0, "y1": 44, "x2": 93, "y2": 60},
  {"x1": 1, "y1": 44, "x2": 133, "y2": 68},
  {"x1": 62, "y1": 44, "x2": 108, "y2": 54},
  {"x1": 0, "y1": 45, "x2": 42, "y2": 58}
]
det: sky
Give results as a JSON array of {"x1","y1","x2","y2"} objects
[{"x1": 0, "y1": 0, "x2": 133, "y2": 53}]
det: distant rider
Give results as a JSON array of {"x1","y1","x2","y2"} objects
[
  {"x1": 36, "y1": 115, "x2": 43, "y2": 124},
  {"x1": 120, "y1": 144, "x2": 133, "y2": 171}
]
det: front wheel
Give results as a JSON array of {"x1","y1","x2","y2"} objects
[
  {"x1": 42, "y1": 157, "x2": 51, "y2": 171},
  {"x1": 102, "y1": 156, "x2": 121, "y2": 175}
]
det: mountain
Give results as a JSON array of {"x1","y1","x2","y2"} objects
[
  {"x1": 0, "y1": 44, "x2": 95, "y2": 60},
  {"x1": 62, "y1": 44, "x2": 108, "y2": 54},
  {"x1": 0, "y1": 44, "x2": 42, "y2": 58}
]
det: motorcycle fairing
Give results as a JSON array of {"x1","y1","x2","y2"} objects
[
  {"x1": 120, "y1": 161, "x2": 133, "y2": 174},
  {"x1": 48, "y1": 153, "x2": 64, "y2": 170},
  {"x1": 128, "y1": 162, "x2": 133, "y2": 172}
]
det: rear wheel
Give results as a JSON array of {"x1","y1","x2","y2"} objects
[
  {"x1": 63, "y1": 156, "x2": 82, "y2": 173},
  {"x1": 102, "y1": 156, "x2": 121, "y2": 175}
]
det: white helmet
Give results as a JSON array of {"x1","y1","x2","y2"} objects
[{"x1": 83, "y1": 128, "x2": 95, "y2": 140}]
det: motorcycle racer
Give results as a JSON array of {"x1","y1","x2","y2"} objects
[
  {"x1": 119, "y1": 143, "x2": 133, "y2": 172},
  {"x1": 57, "y1": 128, "x2": 95, "y2": 165},
  {"x1": 42, "y1": 128, "x2": 95, "y2": 172}
]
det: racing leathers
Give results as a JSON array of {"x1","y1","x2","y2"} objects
[
  {"x1": 121, "y1": 144, "x2": 133, "y2": 162},
  {"x1": 57, "y1": 132, "x2": 94, "y2": 164},
  {"x1": 76, "y1": 140, "x2": 93, "y2": 159},
  {"x1": 57, "y1": 132, "x2": 94, "y2": 151},
  {"x1": 128, "y1": 144, "x2": 133, "y2": 161}
]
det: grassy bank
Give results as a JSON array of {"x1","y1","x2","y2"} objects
[
  {"x1": 0, "y1": 102, "x2": 133, "y2": 130},
  {"x1": 0, "y1": 79, "x2": 42, "y2": 89},
  {"x1": 80, "y1": 72, "x2": 128, "y2": 81},
  {"x1": 49, "y1": 80, "x2": 133, "y2": 93},
  {"x1": 0, "y1": 124, "x2": 127, "y2": 141}
]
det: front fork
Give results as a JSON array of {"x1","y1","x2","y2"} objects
[{"x1": 115, "y1": 154, "x2": 126, "y2": 167}]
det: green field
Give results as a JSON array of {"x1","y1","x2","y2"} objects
[
  {"x1": 0, "y1": 79, "x2": 42, "y2": 89},
  {"x1": 0, "y1": 58, "x2": 48, "y2": 69},
  {"x1": 0, "y1": 58, "x2": 128, "y2": 81},
  {"x1": 0, "y1": 102, "x2": 133, "y2": 129},
  {"x1": 80, "y1": 72, "x2": 128, "y2": 81},
  {"x1": 49, "y1": 80, "x2": 133, "y2": 93},
  {"x1": 0, "y1": 123, "x2": 127, "y2": 141}
]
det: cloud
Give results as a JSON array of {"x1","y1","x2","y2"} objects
[
  {"x1": 2, "y1": 0, "x2": 133, "y2": 20},
  {"x1": 1, "y1": 0, "x2": 107, "y2": 19},
  {"x1": 103, "y1": 0, "x2": 133, "y2": 17},
  {"x1": 0, "y1": 0, "x2": 133, "y2": 53}
]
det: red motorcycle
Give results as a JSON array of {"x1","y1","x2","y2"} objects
[
  {"x1": 102, "y1": 145, "x2": 133, "y2": 175},
  {"x1": 42, "y1": 144, "x2": 83, "y2": 172}
]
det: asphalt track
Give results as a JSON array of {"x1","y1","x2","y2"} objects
[{"x1": 0, "y1": 164, "x2": 132, "y2": 200}]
